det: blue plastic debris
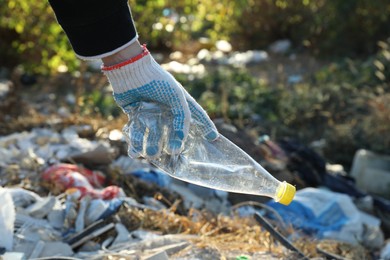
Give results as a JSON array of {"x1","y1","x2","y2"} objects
[
  {"x1": 130, "y1": 169, "x2": 172, "y2": 187},
  {"x1": 266, "y1": 188, "x2": 383, "y2": 247}
]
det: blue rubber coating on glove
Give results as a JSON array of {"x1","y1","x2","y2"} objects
[
  {"x1": 205, "y1": 131, "x2": 219, "y2": 140},
  {"x1": 114, "y1": 80, "x2": 186, "y2": 133},
  {"x1": 146, "y1": 146, "x2": 159, "y2": 156},
  {"x1": 114, "y1": 80, "x2": 189, "y2": 156}
]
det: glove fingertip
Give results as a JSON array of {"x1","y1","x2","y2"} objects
[
  {"x1": 205, "y1": 130, "x2": 219, "y2": 141},
  {"x1": 174, "y1": 130, "x2": 185, "y2": 141},
  {"x1": 128, "y1": 147, "x2": 142, "y2": 159},
  {"x1": 167, "y1": 140, "x2": 183, "y2": 155},
  {"x1": 146, "y1": 146, "x2": 160, "y2": 157}
]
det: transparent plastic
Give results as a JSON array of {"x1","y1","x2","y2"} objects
[{"x1": 123, "y1": 102, "x2": 295, "y2": 205}]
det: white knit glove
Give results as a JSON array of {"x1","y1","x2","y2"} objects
[{"x1": 102, "y1": 46, "x2": 218, "y2": 159}]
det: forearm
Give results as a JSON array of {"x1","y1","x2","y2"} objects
[{"x1": 48, "y1": 0, "x2": 138, "y2": 59}]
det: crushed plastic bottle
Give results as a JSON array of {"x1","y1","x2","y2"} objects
[{"x1": 123, "y1": 102, "x2": 295, "y2": 205}]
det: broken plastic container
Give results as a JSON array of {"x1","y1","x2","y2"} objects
[{"x1": 123, "y1": 102, "x2": 295, "y2": 205}]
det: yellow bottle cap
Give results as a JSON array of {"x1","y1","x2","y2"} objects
[{"x1": 276, "y1": 181, "x2": 296, "y2": 205}]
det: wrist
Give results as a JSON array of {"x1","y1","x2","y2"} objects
[
  {"x1": 102, "y1": 45, "x2": 158, "y2": 94},
  {"x1": 102, "y1": 40, "x2": 143, "y2": 66},
  {"x1": 101, "y1": 44, "x2": 150, "y2": 73}
]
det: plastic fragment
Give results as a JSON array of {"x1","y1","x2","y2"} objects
[{"x1": 0, "y1": 187, "x2": 15, "y2": 251}]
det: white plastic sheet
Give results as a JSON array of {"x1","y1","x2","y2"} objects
[{"x1": 0, "y1": 187, "x2": 15, "y2": 250}]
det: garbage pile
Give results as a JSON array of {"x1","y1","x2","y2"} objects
[{"x1": 1, "y1": 125, "x2": 390, "y2": 259}]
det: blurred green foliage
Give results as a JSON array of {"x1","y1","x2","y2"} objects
[
  {"x1": 177, "y1": 68, "x2": 282, "y2": 123},
  {"x1": 80, "y1": 89, "x2": 121, "y2": 118},
  {"x1": 0, "y1": 0, "x2": 79, "y2": 74},
  {"x1": 1, "y1": 0, "x2": 389, "y2": 73},
  {"x1": 231, "y1": 0, "x2": 390, "y2": 55},
  {"x1": 131, "y1": 0, "x2": 390, "y2": 55}
]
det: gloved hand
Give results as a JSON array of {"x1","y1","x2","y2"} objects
[{"x1": 102, "y1": 45, "x2": 218, "y2": 159}]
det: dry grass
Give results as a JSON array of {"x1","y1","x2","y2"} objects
[{"x1": 118, "y1": 206, "x2": 371, "y2": 259}]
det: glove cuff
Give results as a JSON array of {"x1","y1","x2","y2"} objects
[{"x1": 102, "y1": 45, "x2": 168, "y2": 94}]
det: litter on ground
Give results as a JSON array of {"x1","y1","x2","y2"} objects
[{"x1": 1, "y1": 123, "x2": 390, "y2": 260}]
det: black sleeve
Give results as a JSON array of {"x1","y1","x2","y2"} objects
[{"x1": 48, "y1": 0, "x2": 138, "y2": 58}]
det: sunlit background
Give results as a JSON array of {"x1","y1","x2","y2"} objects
[{"x1": 1, "y1": 0, "x2": 389, "y2": 167}]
